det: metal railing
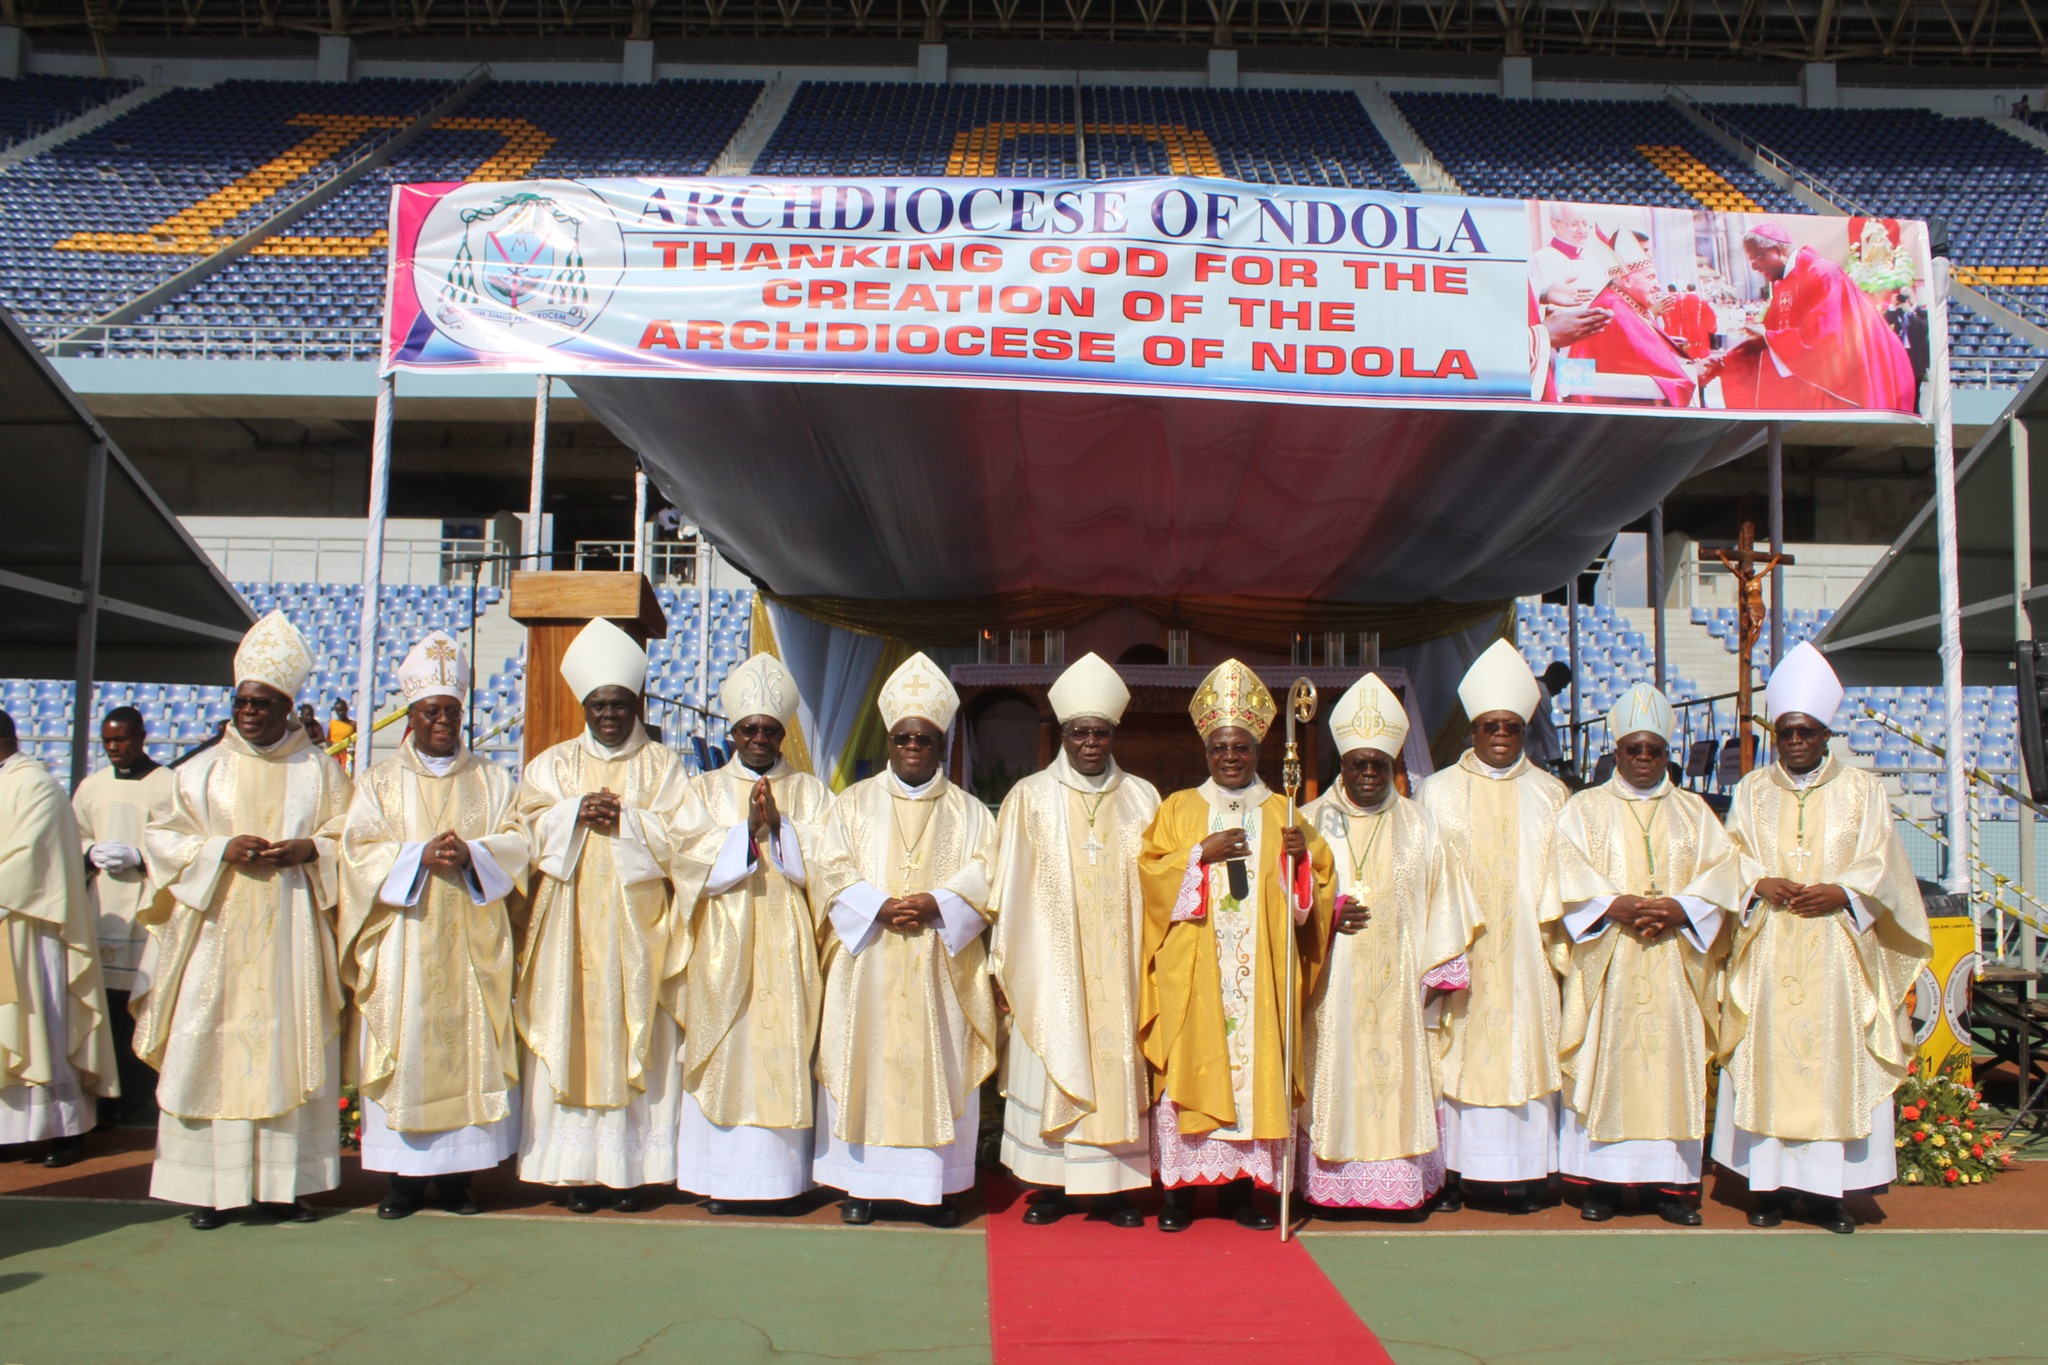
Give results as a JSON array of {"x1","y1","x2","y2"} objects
[
  {"x1": 191, "y1": 535, "x2": 512, "y2": 588},
  {"x1": 35, "y1": 321, "x2": 382, "y2": 362},
  {"x1": 571, "y1": 539, "x2": 703, "y2": 585}
]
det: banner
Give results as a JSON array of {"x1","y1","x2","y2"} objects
[{"x1": 385, "y1": 176, "x2": 1931, "y2": 422}]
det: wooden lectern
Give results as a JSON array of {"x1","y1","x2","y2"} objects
[{"x1": 508, "y1": 571, "x2": 668, "y2": 764}]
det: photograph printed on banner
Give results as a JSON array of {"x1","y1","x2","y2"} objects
[{"x1": 1527, "y1": 200, "x2": 1928, "y2": 416}]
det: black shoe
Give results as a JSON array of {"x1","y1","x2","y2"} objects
[
  {"x1": 1157, "y1": 1190, "x2": 1194, "y2": 1233},
  {"x1": 1101, "y1": 1196, "x2": 1146, "y2": 1229},
  {"x1": 840, "y1": 1198, "x2": 874, "y2": 1225},
  {"x1": 434, "y1": 1177, "x2": 480, "y2": 1216},
  {"x1": 1220, "y1": 1184, "x2": 1277, "y2": 1230},
  {"x1": 1656, "y1": 1199, "x2": 1703, "y2": 1227},
  {"x1": 705, "y1": 1199, "x2": 735, "y2": 1217},
  {"x1": 1809, "y1": 1198, "x2": 1855, "y2": 1234},
  {"x1": 1580, "y1": 1198, "x2": 1616, "y2": 1223},
  {"x1": 189, "y1": 1207, "x2": 230, "y2": 1230},
  {"x1": 1434, "y1": 1184, "x2": 1464, "y2": 1213},
  {"x1": 262, "y1": 1200, "x2": 318, "y2": 1223},
  {"x1": 378, "y1": 1191, "x2": 420, "y2": 1220},
  {"x1": 924, "y1": 1199, "x2": 962, "y2": 1229},
  {"x1": 566, "y1": 1188, "x2": 602, "y2": 1215},
  {"x1": 1021, "y1": 1193, "x2": 1073, "y2": 1225},
  {"x1": 42, "y1": 1137, "x2": 84, "y2": 1168},
  {"x1": 1747, "y1": 1200, "x2": 1784, "y2": 1229},
  {"x1": 612, "y1": 1191, "x2": 645, "y2": 1213}
]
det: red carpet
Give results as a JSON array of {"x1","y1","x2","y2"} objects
[{"x1": 982, "y1": 1178, "x2": 1394, "y2": 1365}]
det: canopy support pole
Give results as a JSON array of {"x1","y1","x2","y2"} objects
[
  {"x1": 1566, "y1": 574, "x2": 1582, "y2": 778},
  {"x1": 1649, "y1": 502, "x2": 1667, "y2": 692},
  {"x1": 633, "y1": 468, "x2": 649, "y2": 576},
  {"x1": 2013, "y1": 412, "x2": 2035, "y2": 971},
  {"x1": 354, "y1": 373, "x2": 395, "y2": 774},
  {"x1": 1930, "y1": 257, "x2": 1969, "y2": 900},
  {"x1": 68, "y1": 440, "x2": 107, "y2": 791},
  {"x1": 1767, "y1": 420, "x2": 1784, "y2": 670},
  {"x1": 525, "y1": 375, "x2": 550, "y2": 566}
]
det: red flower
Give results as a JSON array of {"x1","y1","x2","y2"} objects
[
  {"x1": 1969, "y1": 1100, "x2": 1980, "y2": 1111},
  {"x1": 1945, "y1": 1168, "x2": 1960, "y2": 1183},
  {"x1": 1973, "y1": 1144, "x2": 1985, "y2": 1159},
  {"x1": 1963, "y1": 1119, "x2": 1974, "y2": 1130},
  {"x1": 1915, "y1": 1130, "x2": 1929, "y2": 1142},
  {"x1": 1907, "y1": 1059, "x2": 1919, "y2": 1075},
  {"x1": 1902, "y1": 1105, "x2": 1921, "y2": 1121}
]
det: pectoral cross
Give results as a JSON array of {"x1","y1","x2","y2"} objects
[
  {"x1": 1082, "y1": 833, "x2": 1104, "y2": 866},
  {"x1": 899, "y1": 847, "x2": 923, "y2": 883},
  {"x1": 1786, "y1": 844, "x2": 1816, "y2": 878}
]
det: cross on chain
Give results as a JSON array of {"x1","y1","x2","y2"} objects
[{"x1": 1081, "y1": 833, "x2": 1104, "y2": 866}]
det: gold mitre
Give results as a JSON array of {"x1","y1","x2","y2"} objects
[
  {"x1": 720, "y1": 651, "x2": 799, "y2": 726},
  {"x1": 879, "y1": 651, "x2": 959, "y2": 732},
  {"x1": 234, "y1": 609, "x2": 314, "y2": 698},
  {"x1": 1330, "y1": 672, "x2": 1408, "y2": 758},
  {"x1": 1189, "y1": 659, "x2": 1275, "y2": 741},
  {"x1": 1607, "y1": 682, "x2": 1675, "y2": 742},
  {"x1": 397, "y1": 630, "x2": 467, "y2": 704}
]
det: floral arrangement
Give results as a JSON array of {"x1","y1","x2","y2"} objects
[
  {"x1": 1894, "y1": 1052, "x2": 2016, "y2": 1187},
  {"x1": 339, "y1": 1086, "x2": 363, "y2": 1151}
]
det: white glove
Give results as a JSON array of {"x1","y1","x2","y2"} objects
[{"x1": 88, "y1": 842, "x2": 142, "y2": 872}]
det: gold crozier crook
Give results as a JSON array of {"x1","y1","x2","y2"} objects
[{"x1": 1277, "y1": 677, "x2": 1317, "y2": 1241}]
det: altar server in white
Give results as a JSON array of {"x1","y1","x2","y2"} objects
[
  {"x1": 1716, "y1": 643, "x2": 1930, "y2": 1234},
  {"x1": 990, "y1": 653, "x2": 1161, "y2": 1225},
  {"x1": 338, "y1": 632, "x2": 527, "y2": 1218},
  {"x1": 670, "y1": 652, "x2": 833, "y2": 1212}
]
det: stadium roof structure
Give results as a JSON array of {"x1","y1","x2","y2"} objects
[
  {"x1": 1816, "y1": 362, "x2": 2048, "y2": 686},
  {"x1": 0, "y1": 307, "x2": 253, "y2": 707},
  {"x1": 575, "y1": 375, "x2": 1769, "y2": 604}
]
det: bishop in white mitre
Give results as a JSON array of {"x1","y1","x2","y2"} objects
[
  {"x1": 515, "y1": 618, "x2": 691, "y2": 1211},
  {"x1": 1715, "y1": 643, "x2": 1930, "y2": 1234},
  {"x1": 1299, "y1": 674, "x2": 1478, "y2": 1216},
  {"x1": 990, "y1": 653, "x2": 1161, "y2": 1226},
  {"x1": 139, "y1": 611, "x2": 354, "y2": 1227},
  {"x1": 669, "y1": 652, "x2": 833, "y2": 1212},
  {"x1": 338, "y1": 632, "x2": 527, "y2": 1219},
  {"x1": 1553, "y1": 684, "x2": 1743, "y2": 1226},
  {"x1": 0, "y1": 709, "x2": 118, "y2": 1164},
  {"x1": 811, "y1": 653, "x2": 997, "y2": 1227},
  {"x1": 1419, "y1": 639, "x2": 1569, "y2": 1214}
]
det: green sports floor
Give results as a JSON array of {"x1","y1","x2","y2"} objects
[{"x1": 2, "y1": 1198, "x2": 2041, "y2": 1365}]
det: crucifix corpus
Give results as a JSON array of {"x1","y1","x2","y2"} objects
[{"x1": 1708, "y1": 520, "x2": 1793, "y2": 774}]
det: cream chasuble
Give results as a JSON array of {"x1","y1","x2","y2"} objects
[
  {"x1": 72, "y1": 763, "x2": 175, "y2": 990},
  {"x1": 989, "y1": 753, "x2": 1160, "y2": 1190},
  {"x1": 1554, "y1": 779, "x2": 1743, "y2": 1145},
  {"x1": 1420, "y1": 752, "x2": 1569, "y2": 1110},
  {"x1": 812, "y1": 771, "x2": 998, "y2": 1152},
  {"x1": 1719, "y1": 758, "x2": 1930, "y2": 1144},
  {"x1": 137, "y1": 723, "x2": 352, "y2": 1207},
  {"x1": 0, "y1": 752, "x2": 118, "y2": 1142},
  {"x1": 337, "y1": 740, "x2": 528, "y2": 1137},
  {"x1": 669, "y1": 756, "x2": 833, "y2": 1131},
  {"x1": 1300, "y1": 789, "x2": 1478, "y2": 1165}
]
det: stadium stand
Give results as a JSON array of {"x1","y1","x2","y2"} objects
[
  {"x1": 0, "y1": 73, "x2": 136, "y2": 151},
  {"x1": 754, "y1": 81, "x2": 1079, "y2": 177},
  {"x1": 1078, "y1": 86, "x2": 1411, "y2": 188}
]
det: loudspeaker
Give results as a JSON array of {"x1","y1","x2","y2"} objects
[{"x1": 2016, "y1": 641, "x2": 2048, "y2": 801}]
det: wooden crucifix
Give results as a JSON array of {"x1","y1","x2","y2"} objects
[{"x1": 1709, "y1": 520, "x2": 1793, "y2": 773}]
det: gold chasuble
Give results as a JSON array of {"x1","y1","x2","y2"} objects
[
  {"x1": 1420, "y1": 753, "x2": 1570, "y2": 1109},
  {"x1": 337, "y1": 740, "x2": 528, "y2": 1133},
  {"x1": 812, "y1": 772, "x2": 998, "y2": 1149},
  {"x1": 989, "y1": 754, "x2": 1162, "y2": 1154},
  {"x1": 0, "y1": 753, "x2": 118, "y2": 1112},
  {"x1": 1300, "y1": 789, "x2": 1477, "y2": 1163},
  {"x1": 1139, "y1": 783, "x2": 1336, "y2": 1140},
  {"x1": 514, "y1": 726, "x2": 689, "y2": 1112},
  {"x1": 669, "y1": 756, "x2": 833, "y2": 1131},
  {"x1": 1554, "y1": 779, "x2": 1744, "y2": 1143},
  {"x1": 1721, "y1": 759, "x2": 1930, "y2": 1142}
]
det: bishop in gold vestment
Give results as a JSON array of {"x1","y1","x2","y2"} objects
[
  {"x1": 1299, "y1": 674, "x2": 1477, "y2": 1213},
  {"x1": 515, "y1": 619, "x2": 691, "y2": 1204},
  {"x1": 1714, "y1": 644, "x2": 1929, "y2": 1229},
  {"x1": 337, "y1": 634, "x2": 527, "y2": 1216},
  {"x1": 1420, "y1": 639, "x2": 1568, "y2": 1209},
  {"x1": 139, "y1": 612, "x2": 354, "y2": 1221},
  {"x1": 1553, "y1": 686, "x2": 1743, "y2": 1223},
  {"x1": 991, "y1": 654, "x2": 1161, "y2": 1215},
  {"x1": 1142, "y1": 660, "x2": 1335, "y2": 1231},
  {"x1": 0, "y1": 719, "x2": 118, "y2": 1153},
  {"x1": 811, "y1": 654, "x2": 996, "y2": 1222},
  {"x1": 669, "y1": 652, "x2": 833, "y2": 1206}
]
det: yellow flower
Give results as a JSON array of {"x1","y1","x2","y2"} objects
[
  {"x1": 1906, "y1": 1170, "x2": 1922, "y2": 1183},
  {"x1": 1931, "y1": 1134, "x2": 1946, "y2": 1148},
  {"x1": 1895, "y1": 1136, "x2": 1906, "y2": 1148}
]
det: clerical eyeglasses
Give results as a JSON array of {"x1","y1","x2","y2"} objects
[
  {"x1": 1774, "y1": 725, "x2": 1828, "y2": 743},
  {"x1": 889, "y1": 732, "x2": 937, "y2": 749}
]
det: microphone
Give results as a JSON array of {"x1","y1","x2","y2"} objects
[{"x1": 1226, "y1": 857, "x2": 1250, "y2": 902}]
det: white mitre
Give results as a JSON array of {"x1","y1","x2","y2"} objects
[
  {"x1": 1764, "y1": 641, "x2": 1845, "y2": 728},
  {"x1": 878, "y1": 651, "x2": 959, "y2": 732},
  {"x1": 1458, "y1": 637, "x2": 1542, "y2": 722},
  {"x1": 398, "y1": 630, "x2": 467, "y2": 704},
  {"x1": 560, "y1": 617, "x2": 648, "y2": 701},
  {"x1": 720, "y1": 651, "x2": 799, "y2": 725},
  {"x1": 1330, "y1": 672, "x2": 1409, "y2": 758},
  {"x1": 1607, "y1": 682, "x2": 1675, "y2": 741},
  {"x1": 1048, "y1": 652, "x2": 1129, "y2": 725},
  {"x1": 234, "y1": 609, "x2": 314, "y2": 698}
]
